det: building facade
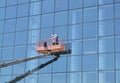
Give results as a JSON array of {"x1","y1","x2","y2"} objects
[{"x1": 0, "y1": 0, "x2": 120, "y2": 83}]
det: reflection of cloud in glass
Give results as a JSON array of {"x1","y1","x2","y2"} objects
[{"x1": 70, "y1": 12, "x2": 79, "y2": 83}]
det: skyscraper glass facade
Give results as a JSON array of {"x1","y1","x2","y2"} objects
[{"x1": 0, "y1": 0, "x2": 120, "y2": 83}]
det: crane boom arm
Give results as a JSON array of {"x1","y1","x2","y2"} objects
[
  {"x1": 0, "y1": 49, "x2": 71, "y2": 68},
  {"x1": 0, "y1": 55, "x2": 46, "y2": 68},
  {"x1": 7, "y1": 55, "x2": 60, "y2": 83}
]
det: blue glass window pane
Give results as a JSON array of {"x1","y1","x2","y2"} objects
[
  {"x1": 53, "y1": 73, "x2": 66, "y2": 83},
  {"x1": 0, "y1": 8, "x2": 5, "y2": 20},
  {"x1": 99, "y1": 53, "x2": 114, "y2": 70},
  {"x1": 30, "y1": 0, "x2": 39, "y2": 2},
  {"x1": 5, "y1": 19, "x2": 16, "y2": 33},
  {"x1": 84, "y1": 7, "x2": 98, "y2": 22},
  {"x1": 42, "y1": 0, "x2": 54, "y2": 13},
  {"x1": 68, "y1": 24, "x2": 82, "y2": 40},
  {"x1": 84, "y1": 0, "x2": 98, "y2": 7},
  {"x1": 13, "y1": 63, "x2": 25, "y2": 74},
  {"x1": 99, "y1": 5, "x2": 114, "y2": 20},
  {"x1": 14, "y1": 45, "x2": 26, "y2": 59},
  {"x1": 1, "y1": 66, "x2": 12, "y2": 75},
  {"x1": 116, "y1": 53, "x2": 120, "y2": 69},
  {"x1": 99, "y1": 20, "x2": 114, "y2": 36},
  {"x1": 27, "y1": 44, "x2": 38, "y2": 57},
  {"x1": 29, "y1": 15, "x2": 40, "y2": 29},
  {"x1": 115, "y1": 36, "x2": 120, "y2": 52},
  {"x1": 26, "y1": 61, "x2": 38, "y2": 74},
  {"x1": 0, "y1": 76, "x2": 11, "y2": 83},
  {"x1": 83, "y1": 39, "x2": 98, "y2": 54},
  {"x1": 6, "y1": 6, "x2": 17, "y2": 19},
  {"x1": 0, "y1": 0, "x2": 6, "y2": 7},
  {"x1": 115, "y1": 3, "x2": 120, "y2": 19},
  {"x1": 18, "y1": 0, "x2": 29, "y2": 4},
  {"x1": 83, "y1": 22, "x2": 98, "y2": 38},
  {"x1": 39, "y1": 74, "x2": 51, "y2": 82},
  {"x1": 18, "y1": 4, "x2": 29, "y2": 17},
  {"x1": 3, "y1": 33, "x2": 15, "y2": 46},
  {"x1": 2, "y1": 47, "x2": 14, "y2": 60},
  {"x1": 0, "y1": 21, "x2": 4, "y2": 33},
  {"x1": 28, "y1": 30, "x2": 40, "y2": 44},
  {"x1": 83, "y1": 72, "x2": 98, "y2": 83},
  {"x1": 99, "y1": 37, "x2": 114, "y2": 53},
  {"x1": 7, "y1": 0, "x2": 17, "y2": 6},
  {"x1": 69, "y1": 9, "x2": 82, "y2": 24},
  {"x1": 0, "y1": 48, "x2": 1, "y2": 60},
  {"x1": 69, "y1": 0, "x2": 82, "y2": 9},
  {"x1": 41, "y1": 13, "x2": 54, "y2": 28},
  {"x1": 83, "y1": 55, "x2": 98, "y2": 71},
  {"x1": 115, "y1": 0, "x2": 120, "y2": 2},
  {"x1": 67, "y1": 72, "x2": 81, "y2": 83},
  {"x1": 0, "y1": 34, "x2": 3, "y2": 47},
  {"x1": 53, "y1": 57, "x2": 66, "y2": 72},
  {"x1": 115, "y1": 19, "x2": 120, "y2": 35},
  {"x1": 55, "y1": 0, "x2": 68, "y2": 11},
  {"x1": 99, "y1": 71, "x2": 115, "y2": 83},
  {"x1": 39, "y1": 57, "x2": 52, "y2": 73},
  {"x1": 54, "y1": 26, "x2": 67, "y2": 40},
  {"x1": 67, "y1": 56, "x2": 81, "y2": 71},
  {"x1": 29, "y1": 2, "x2": 41, "y2": 15},
  {"x1": 41, "y1": 28, "x2": 53, "y2": 39},
  {"x1": 16, "y1": 17, "x2": 28, "y2": 31},
  {"x1": 99, "y1": 0, "x2": 114, "y2": 4},
  {"x1": 15, "y1": 31, "x2": 27, "y2": 45},
  {"x1": 116, "y1": 71, "x2": 120, "y2": 83},
  {"x1": 55, "y1": 12, "x2": 68, "y2": 26},
  {"x1": 69, "y1": 40, "x2": 82, "y2": 55},
  {"x1": 25, "y1": 75, "x2": 38, "y2": 83}
]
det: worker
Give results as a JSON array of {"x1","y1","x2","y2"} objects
[
  {"x1": 43, "y1": 42, "x2": 47, "y2": 47},
  {"x1": 51, "y1": 34, "x2": 58, "y2": 45}
]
